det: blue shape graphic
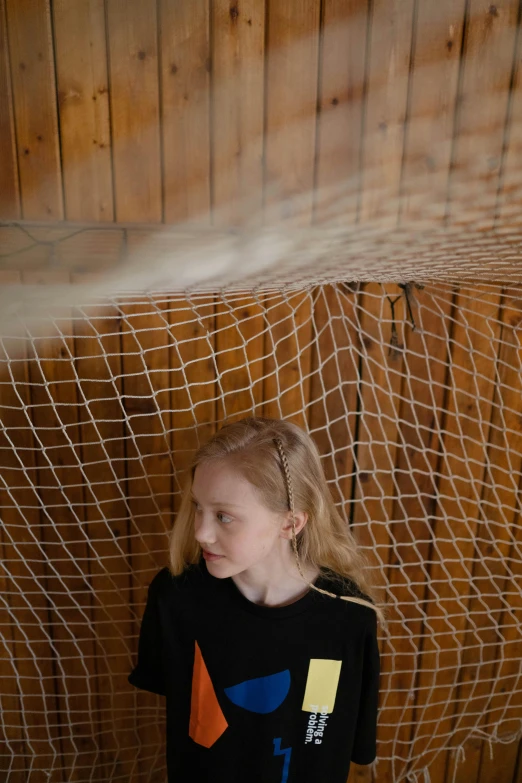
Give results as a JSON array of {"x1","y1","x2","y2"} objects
[
  {"x1": 273, "y1": 737, "x2": 292, "y2": 783},
  {"x1": 224, "y1": 669, "x2": 290, "y2": 713}
]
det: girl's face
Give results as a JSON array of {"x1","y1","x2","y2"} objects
[{"x1": 191, "y1": 459, "x2": 289, "y2": 576}]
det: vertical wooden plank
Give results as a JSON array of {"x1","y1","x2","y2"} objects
[
  {"x1": 264, "y1": 0, "x2": 321, "y2": 226},
  {"x1": 52, "y1": 0, "x2": 114, "y2": 222},
  {"x1": 406, "y1": 285, "x2": 503, "y2": 783},
  {"x1": 348, "y1": 283, "x2": 406, "y2": 779},
  {"x1": 5, "y1": 0, "x2": 63, "y2": 220},
  {"x1": 314, "y1": 1, "x2": 368, "y2": 225},
  {"x1": 445, "y1": 287, "x2": 522, "y2": 783},
  {"x1": 353, "y1": 282, "x2": 405, "y2": 530},
  {"x1": 0, "y1": 271, "x2": 34, "y2": 783},
  {"x1": 263, "y1": 288, "x2": 314, "y2": 430},
  {"x1": 308, "y1": 284, "x2": 361, "y2": 516},
  {"x1": 358, "y1": 0, "x2": 415, "y2": 227},
  {"x1": 483, "y1": 395, "x2": 522, "y2": 780},
  {"x1": 513, "y1": 741, "x2": 522, "y2": 783},
  {"x1": 400, "y1": 1, "x2": 465, "y2": 226},
  {"x1": 447, "y1": 1, "x2": 519, "y2": 230},
  {"x1": 211, "y1": 2, "x2": 266, "y2": 415},
  {"x1": 71, "y1": 275, "x2": 131, "y2": 782},
  {"x1": 352, "y1": 281, "x2": 406, "y2": 558},
  {"x1": 496, "y1": 11, "x2": 522, "y2": 226},
  {"x1": 170, "y1": 294, "x2": 217, "y2": 505},
  {"x1": 22, "y1": 270, "x2": 97, "y2": 783},
  {"x1": 119, "y1": 284, "x2": 172, "y2": 781},
  {"x1": 0, "y1": 0, "x2": 20, "y2": 218},
  {"x1": 373, "y1": 284, "x2": 454, "y2": 782},
  {"x1": 215, "y1": 294, "x2": 265, "y2": 424},
  {"x1": 159, "y1": 0, "x2": 211, "y2": 225},
  {"x1": 211, "y1": 0, "x2": 265, "y2": 226},
  {"x1": 476, "y1": 736, "x2": 521, "y2": 783},
  {"x1": 106, "y1": 0, "x2": 162, "y2": 222}
]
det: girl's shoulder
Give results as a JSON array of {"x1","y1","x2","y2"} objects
[
  {"x1": 343, "y1": 577, "x2": 374, "y2": 605},
  {"x1": 319, "y1": 572, "x2": 378, "y2": 628},
  {"x1": 320, "y1": 568, "x2": 374, "y2": 605}
]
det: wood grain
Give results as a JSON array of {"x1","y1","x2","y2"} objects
[
  {"x1": 5, "y1": 0, "x2": 62, "y2": 219},
  {"x1": 159, "y1": 0, "x2": 211, "y2": 225},
  {"x1": 52, "y1": 0, "x2": 113, "y2": 222},
  {"x1": 211, "y1": 0, "x2": 265, "y2": 227},
  {"x1": 106, "y1": 0, "x2": 162, "y2": 222},
  {"x1": 0, "y1": 0, "x2": 19, "y2": 218},
  {"x1": 264, "y1": 0, "x2": 321, "y2": 226}
]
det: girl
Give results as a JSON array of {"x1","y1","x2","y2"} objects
[{"x1": 129, "y1": 416, "x2": 386, "y2": 783}]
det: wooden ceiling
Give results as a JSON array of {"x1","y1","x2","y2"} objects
[{"x1": 0, "y1": 0, "x2": 521, "y2": 234}]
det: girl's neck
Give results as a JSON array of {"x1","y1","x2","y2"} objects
[{"x1": 231, "y1": 562, "x2": 321, "y2": 608}]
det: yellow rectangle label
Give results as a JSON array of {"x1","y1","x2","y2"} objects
[{"x1": 301, "y1": 659, "x2": 342, "y2": 714}]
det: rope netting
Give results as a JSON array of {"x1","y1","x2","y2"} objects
[
  {"x1": 2, "y1": 7, "x2": 522, "y2": 781},
  {"x1": 1, "y1": 279, "x2": 521, "y2": 782}
]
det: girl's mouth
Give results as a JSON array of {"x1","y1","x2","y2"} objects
[{"x1": 203, "y1": 551, "x2": 224, "y2": 561}]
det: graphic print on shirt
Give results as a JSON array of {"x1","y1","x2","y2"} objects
[
  {"x1": 225, "y1": 668, "x2": 291, "y2": 712},
  {"x1": 188, "y1": 641, "x2": 343, "y2": 782},
  {"x1": 302, "y1": 658, "x2": 342, "y2": 745}
]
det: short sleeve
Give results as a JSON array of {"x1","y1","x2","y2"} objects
[
  {"x1": 128, "y1": 571, "x2": 166, "y2": 696},
  {"x1": 351, "y1": 611, "x2": 381, "y2": 765}
]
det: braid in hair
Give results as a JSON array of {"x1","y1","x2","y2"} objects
[
  {"x1": 274, "y1": 437, "x2": 379, "y2": 611},
  {"x1": 274, "y1": 437, "x2": 339, "y2": 601}
]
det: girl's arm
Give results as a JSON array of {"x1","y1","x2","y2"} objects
[
  {"x1": 128, "y1": 570, "x2": 167, "y2": 696},
  {"x1": 351, "y1": 611, "x2": 381, "y2": 765}
]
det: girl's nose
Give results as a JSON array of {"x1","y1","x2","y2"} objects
[{"x1": 194, "y1": 513, "x2": 217, "y2": 543}]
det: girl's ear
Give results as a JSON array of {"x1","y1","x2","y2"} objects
[{"x1": 280, "y1": 510, "x2": 308, "y2": 538}]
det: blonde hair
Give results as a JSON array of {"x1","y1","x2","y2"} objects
[{"x1": 168, "y1": 416, "x2": 388, "y2": 630}]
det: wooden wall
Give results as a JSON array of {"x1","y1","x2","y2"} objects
[
  {"x1": 1, "y1": 2, "x2": 522, "y2": 783},
  {"x1": 1, "y1": 276, "x2": 522, "y2": 783},
  {"x1": 1, "y1": 0, "x2": 522, "y2": 230}
]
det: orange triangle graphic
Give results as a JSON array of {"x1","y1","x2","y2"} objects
[{"x1": 189, "y1": 640, "x2": 229, "y2": 748}]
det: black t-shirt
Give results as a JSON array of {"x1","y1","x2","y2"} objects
[{"x1": 128, "y1": 556, "x2": 380, "y2": 783}]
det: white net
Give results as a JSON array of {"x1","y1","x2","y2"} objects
[
  {"x1": 2, "y1": 3, "x2": 522, "y2": 781},
  {"x1": 1, "y1": 279, "x2": 521, "y2": 783}
]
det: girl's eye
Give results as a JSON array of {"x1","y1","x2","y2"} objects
[{"x1": 191, "y1": 501, "x2": 231, "y2": 525}]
